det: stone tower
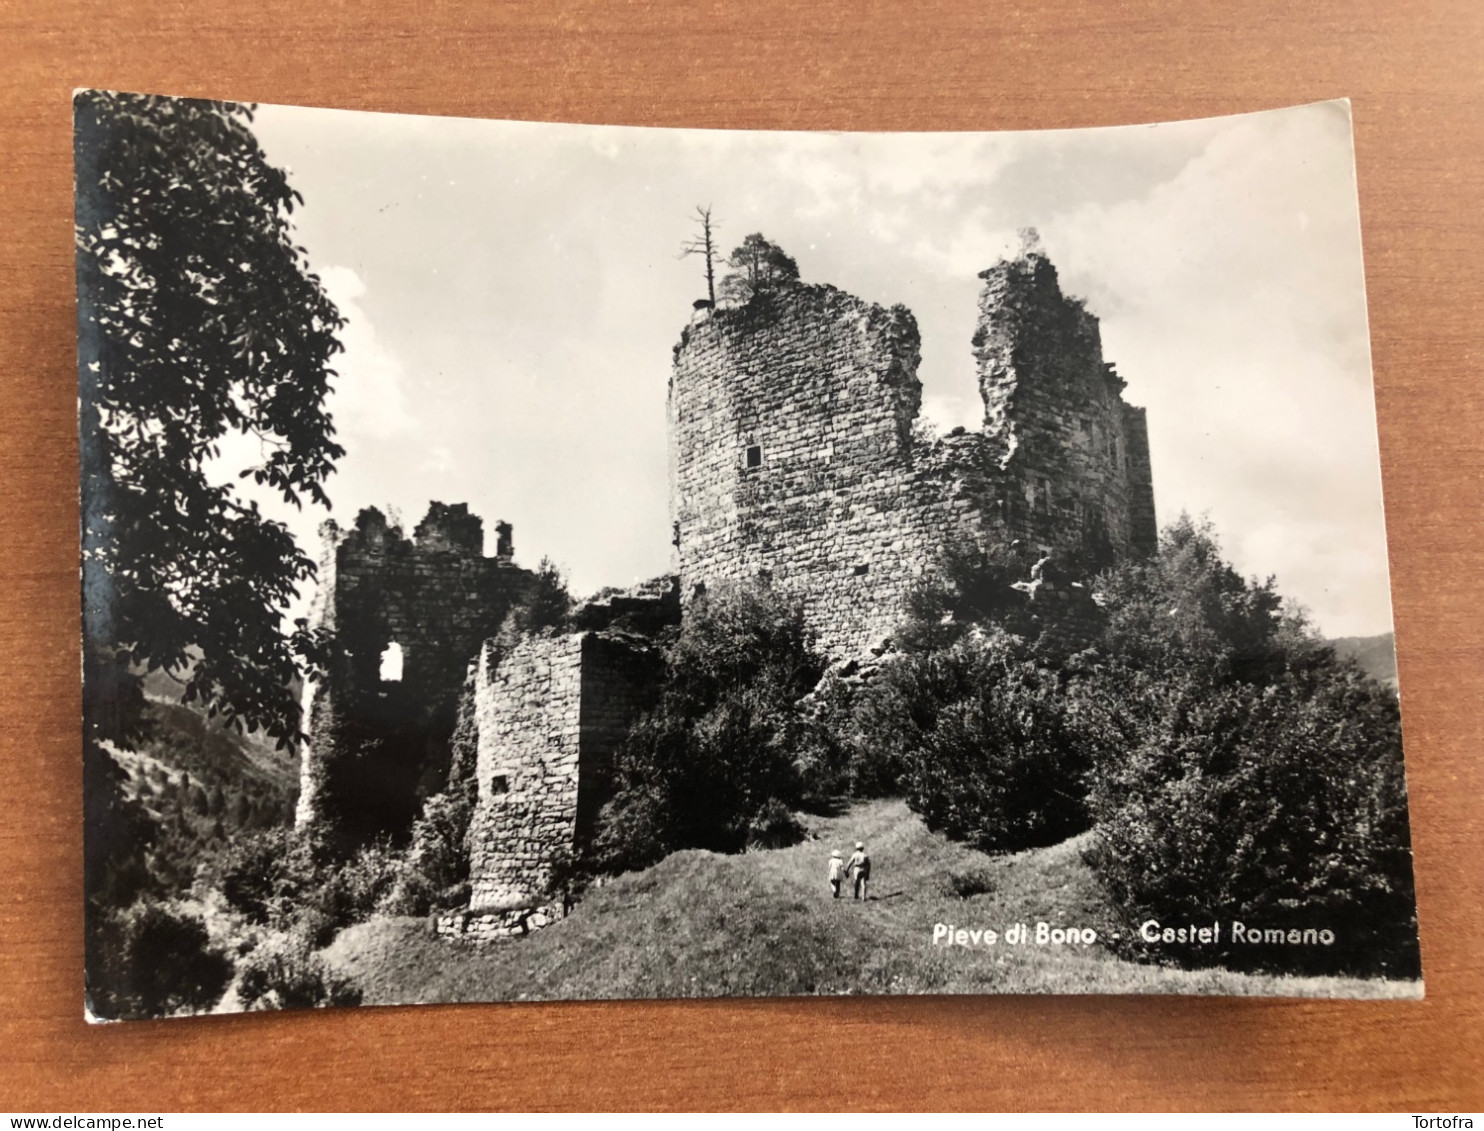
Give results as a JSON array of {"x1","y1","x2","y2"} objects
[{"x1": 668, "y1": 241, "x2": 1156, "y2": 660}]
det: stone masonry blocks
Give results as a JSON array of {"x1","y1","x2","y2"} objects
[
  {"x1": 669, "y1": 248, "x2": 1156, "y2": 662},
  {"x1": 466, "y1": 630, "x2": 663, "y2": 914}
]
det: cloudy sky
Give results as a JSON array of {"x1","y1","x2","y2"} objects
[{"x1": 245, "y1": 99, "x2": 1392, "y2": 638}]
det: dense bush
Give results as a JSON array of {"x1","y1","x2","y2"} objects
[
  {"x1": 1083, "y1": 663, "x2": 1418, "y2": 976},
  {"x1": 207, "y1": 826, "x2": 306, "y2": 926},
  {"x1": 379, "y1": 786, "x2": 476, "y2": 916},
  {"x1": 943, "y1": 868, "x2": 997, "y2": 899},
  {"x1": 588, "y1": 786, "x2": 670, "y2": 876},
  {"x1": 746, "y1": 797, "x2": 808, "y2": 850},
  {"x1": 890, "y1": 631, "x2": 1094, "y2": 852},
  {"x1": 300, "y1": 843, "x2": 401, "y2": 947},
  {"x1": 1081, "y1": 515, "x2": 1420, "y2": 977},
  {"x1": 236, "y1": 931, "x2": 361, "y2": 1011},
  {"x1": 86, "y1": 899, "x2": 232, "y2": 1020},
  {"x1": 894, "y1": 540, "x2": 1034, "y2": 654},
  {"x1": 844, "y1": 641, "x2": 1001, "y2": 797},
  {"x1": 205, "y1": 828, "x2": 399, "y2": 946},
  {"x1": 590, "y1": 583, "x2": 828, "y2": 872}
]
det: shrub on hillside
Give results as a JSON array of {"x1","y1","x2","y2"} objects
[
  {"x1": 943, "y1": 868, "x2": 996, "y2": 899},
  {"x1": 590, "y1": 583, "x2": 829, "y2": 871},
  {"x1": 86, "y1": 899, "x2": 233, "y2": 1020},
  {"x1": 379, "y1": 786, "x2": 476, "y2": 916},
  {"x1": 1083, "y1": 663, "x2": 1418, "y2": 977},
  {"x1": 746, "y1": 797, "x2": 807, "y2": 850},
  {"x1": 204, "y1": 827, "x2": 400, "y2": 946},
  {"x1": 589, "y1": 786, "x2": 670, "y2": 875},
  {"x1": 237, "y1": 931, "x2": 361, "y2": 1011},
  {"x1": 299, "y1": 842, "x2": 401, "y2": 947},
  {"x1": 1081, "y1": 515, "x2": 1420, "y2": 978},
  {"x1": 893, "y1": 630, "x2": 1094, "y2": 852}
]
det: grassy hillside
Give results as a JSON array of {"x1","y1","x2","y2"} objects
[{"x1": 325, "y1": 799, "x2": 1417, "y2": 1003}]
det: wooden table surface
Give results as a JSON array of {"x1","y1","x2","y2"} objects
[{"x1": 3, "y1": 0, "x2": 1481, "y2": 1112}]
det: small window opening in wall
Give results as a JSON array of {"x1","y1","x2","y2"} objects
[
  {"x1": 746, "y1": 444, "x2": 762, "y2": 469},
  {"x1": 379, "y1": 641, "x2": 404, "y2": 682},
  {"x1": 490, "y1": 774, "x2": 509, "y2": 795},
  {"x1": 853, "y1": 563, "x2": 870, "y2": 577}
]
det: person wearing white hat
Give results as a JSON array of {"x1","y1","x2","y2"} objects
[
  {"x1": 846, "y1": 841, "x2": 871, "y2": 901},
  {"x1": 827, "y1": 850, "x2": 844, "y2": 898}
]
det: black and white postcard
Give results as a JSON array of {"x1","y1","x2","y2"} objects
[{"x1": 76, "y1": 93, "x2": 1421, "y2": 1019}]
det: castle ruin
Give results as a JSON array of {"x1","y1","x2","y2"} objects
[
  {"x1": 298, "y1": 240, "x2": 1156, "y2": 937},
  {"x1": 295, "y1": 503, "x2": 536, "y2": 849},
  {"x1": 669, "y1": 241, "x2": 1156, "y2": 659}
]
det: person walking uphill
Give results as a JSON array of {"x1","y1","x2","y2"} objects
[
  {"x1": 847, "y1": 842, "x2": 871, "y2": 901},
  {"x1": 827, "y1": 850, "x2": 844, "y2": 898}
]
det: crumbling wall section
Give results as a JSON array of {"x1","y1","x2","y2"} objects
[
  {"x1": 467, "y1": 632, "x2": 585, "y2": 913},
  {"x1": 669, "y1": 251, "x2": 1157, "y2": 663},
  {"x1": 974, "y1": 249, "x2": 1151, "y2": 570},
  {"x1": 670, "y1": 284, "x2": 998, "y2": 659},
  {"x1": 296, "y1": 503, "x2": 535, "y2": 850},
  {"x1": 1121, "y1": 403, "x2": 1158, "y2": 557}
]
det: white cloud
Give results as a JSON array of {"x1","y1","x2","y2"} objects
[{"x1": 318, "y1": 265, "x2": 418, "y2": 441}]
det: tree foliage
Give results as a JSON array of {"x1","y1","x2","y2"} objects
[
  {"x1": 590, "y1": 583, "x2": 828, "y2": 872},
  {"x1": 497, "y1": 557, "x2": 573, "y2": 641},
  {"x1": 1079, "y1": 514, "x2": 1419, "y2": 976},
  {"x1": 1082, "y1": 662, "x2": 1417, "y2": 976},
  {"x1": 204, "y1": 826, "x2": 400, "y2": 947},
  {"x1": 718, "y1": 233, "x2": 800, "y2": 306},
  {"x1": 1095, "y1": 514, "x2": 1294, "y2": 684},
  {"x1": 881, "y1": 631, "x2": 1093, "y2": 850},
  {"x1": 75, "y1": 91, "x2": 345, "y2": 750}
]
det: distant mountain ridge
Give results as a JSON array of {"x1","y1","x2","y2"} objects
[{"x1": 1328, "y1": 632, "x2": 1398, "y2": 689}]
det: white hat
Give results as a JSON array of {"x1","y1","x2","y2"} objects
[{"x1": 855, "y1": 842, "x2": 864, "y2": 849}]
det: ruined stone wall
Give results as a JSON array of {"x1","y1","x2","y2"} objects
[
  {"x1": 466, "y1": 630, "x2": 662, "y2": 914},
  {"x1": 669, "y1": 284, "x2": 998, "y2": 659},
  {"x1": 974, "y1": 250, "x2": 1149, "y2": 569},
  {"x1": 1121, "y1": 403, "x2": 1158, "y2": 557},
  {"x1": 296, "y1": 503, "x2": 535, "y2": 849},
  {"x1": 466, "y1": 633, "x2": 583, "y2": 913},
  {"x1": 669, "y1": 249, "x2": 1157, "y2": 661}
]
